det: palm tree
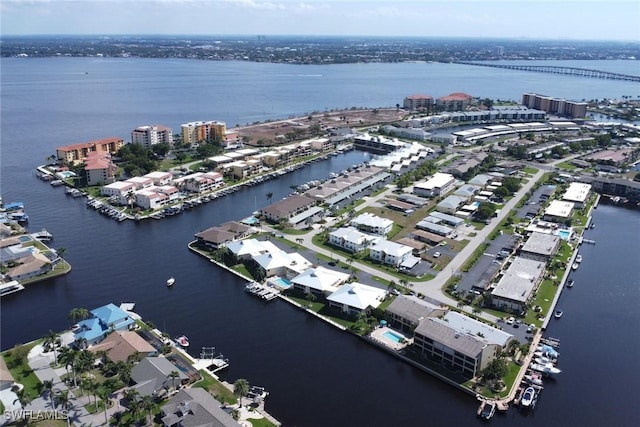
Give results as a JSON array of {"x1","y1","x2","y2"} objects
[
  {"x1": 82, "y1": 376, "x2": 99, "y2": 406},
  {"x1": 96, "y1": 386, "x2": 111, "y2": 425},
  {"x1": 167, "y1": 370, "x2": 180, "y2": 392},
  {"x1": 116, "y1": 360, "x2": 133, "y2": 385},
  {"x1": 265, "y1": 192, "x2": 273, "y2": 204},
  {"x1": 41, "y1": 379, "x2": 54, "y2": 408},
  {"x1": 54, "y1": 389, "x2": 73, "y2": 427},
  {"x1": 140, "y1": 394, "x2": 154, "y2": 426},
  {"x1": 233, "y1": 378, "x2": 250, "y2": 408},
  {"x1": 68, "y1": 308, "x2": 90, "y2": 323},
  {"x1": 43, "y1": 330, "x2": 61, "y2": 363},
  {"x1": 57, "y1": 346, "x2": 76, "y2": 380}
]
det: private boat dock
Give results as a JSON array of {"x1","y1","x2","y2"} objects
[
  {"x1": 194, "y1": 346, "x2": 230, "y2": 374},
  {"x1": 245, "y1": 282, "x2": 280, "y2": 301}
]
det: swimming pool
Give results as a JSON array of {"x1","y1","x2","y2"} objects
[
  {"x1": 56, "y1": 170, "x2": 77, "y2": 179},
  {"x1": 383, "y1": 331, "x2": 404, "y2": 343},
  {"x1": 18, "y1": 235, "x2": 32, "y2": 242},
  {"x1": 271, "y1": 277, "x2": 292, "y2": 289},
  {"x1": 557, "y1": 229, "x2": 571, "y2": 240}
]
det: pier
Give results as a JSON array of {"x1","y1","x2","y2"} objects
[{"x1": 455, "y1": 61, "x2": 640, "y2": 82}]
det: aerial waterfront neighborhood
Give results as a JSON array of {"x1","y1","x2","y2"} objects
[{"x1": 1, "y1": 20, "x2": 640, "y2": 426}]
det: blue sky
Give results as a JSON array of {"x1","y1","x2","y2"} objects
[{"x1": 1, "y1": 0, "x2": 639, "y2": 41}]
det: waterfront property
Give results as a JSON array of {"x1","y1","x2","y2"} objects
[
  {"x1": 519, "y1": 231, "x2": 561, "y2": 262},
  {"x1": 385, "y1": 295, "x2": 446, "y2": 332},
  {"x1": 195, "y1": 221, "x2": 255, "y2": 250},
  {"x1": 260, "y1": 194, "x2": 317, "y2": 224},
  {"x1": 131, "y1": 124, "x2": 174, "y2": 148},
  {"x1": 490, "y1": 257, "x2": 546, "y2": 313},
  {"x1": 130, "y1": 356, "x2": 189, "y2": 397},
  {"x1": 161, "y1": 387, "x2": 240, "y2": 427},
  {"x1": 412, "y1": 311, "x2": 514, "y2": 378},
  {"x1": 73, "y1": 303, "x2": 136, "y2": 346},
  {"x1": 562, "y1": 182, "x2": 592, "y2": 208},
  {"x1": 290, "y1": 266, "x2": 351, "y2": 298},
  {"x1": 89, "y1": 330, "x2": 157, "y2": 362},
  {"x1": 326, "y1": 282, "x2": 386, "y2": 316},
  {"x1": 56, "y1": 137, "x2": 125, "y2": 165},
  {"x1": 543, "y1": 200, "x2": 575, "y2": 223}
]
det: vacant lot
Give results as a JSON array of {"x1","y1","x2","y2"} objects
[{"x1": 236, "y1": 108, "x2": 406, "y2": 146}]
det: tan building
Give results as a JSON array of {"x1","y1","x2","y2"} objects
[
  {"x1": 57, "y1": 137, "x2": 125, "y2": 165},
  {"x1": 522, "y1": 93, "x2": 587, "y2": 118},
  {"x1": 436, "y1": 92, "x2": 474, "y2": 112},
  {"x1": 403, "y1": 94, "x2": 434, "y2": 110},
  {"x1": 181, "y1": 120, "x2": 226, "y2": 145},
  {"x1": 85, "y1": 152, "x2": 118, "y2": 186}
]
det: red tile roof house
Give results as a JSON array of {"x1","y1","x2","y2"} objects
[{"x1": 436, "y1": 92, "x2": 475, "y2": 112}]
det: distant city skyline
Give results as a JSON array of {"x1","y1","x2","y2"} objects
[{"x1": 1, "y1": 0, "x2": 639, "y2": 42}]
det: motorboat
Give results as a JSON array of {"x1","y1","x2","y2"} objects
[
  {"x1": 520, "y1": 387, "x2": 536, "y2": 407},
  {"x1": 530, "y1": 362, "x2": 562, "y2": 376},
  {"x1": 535, "y1": 356, "x2": 556, "y2": 366},
  {"x1": 0, "y1": 281, "x2": 25, "y2": 297},
  {"x1": 554, "y1": 310, "x2": 563, "y2": 319},
  {"x1": 571, "y1": 263, "x2": 579, "y2": 270},
  {"x1": 167, "y1": 277, "x2": 175, "y2": 287},
  {"x1": 478, "y1": 401, "x2": 496, "y2": 420},
  {"x1": 176, "y1": 335, "x2": 189, "y2": 347},
  {"x1": 567, "y1": 279, "x2": 574, "y2": 288},
  {"x1": 576, "y1": 254, "x2": 582, "y2": 263},
  {"x1": 524, "y1": 374, "x2": 544, "y2": 387},
  {"x1": 537, "y1": 344, "x2": 559, "y2": 358}
]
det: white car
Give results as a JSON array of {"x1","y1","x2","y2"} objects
[
  {"x1": 433, "y1": 251, "x2": 441, "y2": 258},
  {"x1": 506, "y1": 317, "x2": 515, "y2": 325}
]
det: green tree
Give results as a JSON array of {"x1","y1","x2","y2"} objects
[
  {"x1": 41, "y1": 379, "x2": 54, "y2": 409},
  {"x1": 168, "y1": 370, "x2": 180, "y2": 392},
  {"x1": 233, "y1": 378, "x2": 250, "y2": 408},
  {"x1": 54, "y1": 389, "x2": 73, "y2": 427},
  {"x1": 96, "y1": 386, "x2": 111, "y2": 425},
  {"x1": 43, "y1": 330, "x2": 61, "y2": 364},
  {"x1": 68, "y1": 307, "x2": 89, "y2": 323}
]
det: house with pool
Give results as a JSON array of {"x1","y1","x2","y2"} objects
[
  {"x1": 290, "y1": 266, "x2": 351, "y2": 298},
  {"x1": 326, "y1": 282, "x2": 386, "y2": 316}
]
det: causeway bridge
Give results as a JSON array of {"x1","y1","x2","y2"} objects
[{"x1": 455, "y1": 62, "x2": 640, "y2": 82}]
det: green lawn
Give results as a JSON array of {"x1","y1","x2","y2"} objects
[
  {"x1": 192, "y1": 370, "x2": 237, "y2": 404},
  {"x1": 2, "y1": 341, "x2": 42, "y2": 400},
  {"x1": 246, "y1": 418, "x2": 277, "y2": 427}
]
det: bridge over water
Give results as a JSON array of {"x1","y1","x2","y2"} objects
[{"x1": 455, "y1": 62, "x2": 640, "y2": 82}]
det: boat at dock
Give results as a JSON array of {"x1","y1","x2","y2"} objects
[
  {"x1": 176, "y1": 335, "x2": 189, "y2": 347},
  {"x1": 0, "y1": 281, "x2": 25, "y2": 297},
  {"x1": 567, "y1": 279, "x2": 574, "y2": 288},
  {"x1": 167, "y1": 277, "x2": 175, "y2": 287},
  {"x1": 530, "y1": 362, "x2": 561, "y2": 377},
  {"x1": 576, "y1": 254, "x2": 582, "y2": 263},
  {"x1": 32, "y1": 229, "x2": 53, "y2": 241},
  {"x1": 477, "y1": 400, "x2": 496, "y2": 420},
  {"x1": 554, "y1": 310, "x2": 563, "y2": 319},
  {"x1": 520, "y1": 387, "x2": 536, "y2": 408},
  {"x1": 571, "y1": 263, "x2": 579, "y2": 270}
]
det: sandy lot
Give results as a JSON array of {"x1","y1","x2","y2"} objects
[{"x1": 235, "y1": 108, "x2": 406, "y2": 146}]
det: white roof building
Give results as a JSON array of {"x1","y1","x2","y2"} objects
[
  {"x1": 563, "y1": 182, "x2": 592, "y2": 205},
  {"x1": 291, "y1": 266, "x2": 351, "y2": 295},
  {"x1": 369, "y1": 239, "x2": 413, "y2": 267},
  {"x1": 413, "y1": 173, "x2": 456, "y2": 197},
  {"x1": 350, "y1": 213, "x2": 394, "y2": 236},
  {"x1": 491, "y1": 256, "x2": 546, "y2": 311},
  {"x1": 253, "y1": 250, "x2": 312, "y2": 278},
  {"x1": 327, "y1": 282, "x2": 386, "y2": 314},
  {"x1": 544, "y1": 200, "x2": 575, "y2": 219},
  {"x1": 226, "y1": 238, "x2": 279, "y2": 260}
]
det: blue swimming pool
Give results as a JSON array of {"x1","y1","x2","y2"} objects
[
  {"x1": 557, "y1": 229, "x2": 571, "y2": 240},
  {"x1": 272, "y1": 277, "x2": 292, "y2": 289},
  {"x1": 56, "y1": 170, "x2": 77, "y2": 179},
  {"x1": 383, "y1": 331, "x2": 403, "y2": 343},
  {"x1": 18, "y1": 235, "x2": 32, "y2": 242}
]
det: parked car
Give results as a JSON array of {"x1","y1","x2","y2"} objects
[
  {"x1": 433, "y1": 251, "x2": 441, "y2": 258},
  {"x1": 506, "y1": 317, "x2": 515, "y2": 325}
]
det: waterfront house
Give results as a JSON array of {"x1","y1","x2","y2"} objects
[
  {"x1": 261, "y1": 195, "x2": 317, "y2": 224},
  {"x1": 369, "y1": 239, "x2": 413, "y2": 267},
  {"x1": 101, "y1": 181, "x2": 135, "y2": 199},
  {"x1": 290, "y1": 266, "x2": 351, "y2": 297},
  {"x1": 125, "y1": 176, "x2": 154, "y2": 190},
  {"x1": 412, "y1": 311, "x2": 513, "y2": 378},
  {"x1": 253, "y1": 250, "x2": 312, "y2": 279},
  {"x1": 160, "y1": 387, "x2": 240, "y2": 427},
  {"x1": 74, "y1": 303, "x2": 135, "y2": 346},
  {"x1": 385, "y1": 295, "x2": 446, "y2": 332},
  {"x1": 89, "y1": 331, "x2": 156, "y2": 363},
  {"x1": 327, "y1": 282, "x2": 386, "y2": 316},
  {"x1": 130, "y1": 357, "x2": 189, "y2": 397},
  {"x1": 519, "y1": 232, "x2": 560, "y2": 262},
  {"x1": 6, "y1": 253, "x2": 52, "y2": 282},
  {"x1": 135, "y1": 190, "x2": 169, "y2": 210},
  {"x1": 562, "y1": 182, "x2": 592, "y2": 208},
  {"x1": 226, "y1": 239, "x2": 279, "y2": 262},
  {"x1": 56, "y1": 137, "x2": 124, "y2": 165},
  {"x1": 328, "y1": 227, "x2": 377, "y2": 253},
  {"x1": 195, "y1": 221, "x2": 253, "y2": 250},
  {"x1": 490, "y1": 257, "x2": 545, "y2": 313},
  {"x1": 543, "y1": 200, "x2": 575, "y2": 223},
  {"x1": 350, "y1": 213, "x2": 394, "y2": 236},
  {"x1": 85, "y1": 152, "x2": 118, "y2": 186}
]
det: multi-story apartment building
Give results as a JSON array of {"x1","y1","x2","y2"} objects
[
  {"x1": 84, "y1": 152, "x2": 118, "y2": 186},
  {"x1": 436, "y1": 92, "x2": 474, "y2": 112},
  {"x1": 131, "y1": 125, "x2": 173, "y2": 148},
  {"x1": 522, "y1": 93, "x2": 587, "y2": 118},
  {"x1": 57, "y1": 137, "x2": 125, "y2": 165},
  {"x1": 403, "y1": 94, "x2": 434, "y2": 111},
  {"x1": 181, "y1": 121, "x2": 226, "y2": 145}
]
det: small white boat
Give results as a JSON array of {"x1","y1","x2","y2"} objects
[
  {"x1": 176, "y1": 335, "x2": 189, "y2": 347},
  {"x1": 554, "y1": 310, "x2": 563, "y2": 319},
  {"x1": 576, "y1": 254, "x2": 582, "y2": 263},
  {"x1": 524, "y1": 374, "x2": 544, "y2": 387},
  {"x1": 521, "y1": 387, "x2": 536, "y2": 407},
  {"x1": 530, "y1": 362, "x2": 562, "y2": 376},
  {"x1": 535, "y1": 356, "x2": 556, "y2": 366},
  {"x1": 478, "y1": 400, "x2": 496, "y2": 420},
  {"x1": 167, "y1": 277, "x2": 175, "y2": 287},
  {"x1": 571, "y1": 263, "x2": 579, "y2": 270},
  {"x1": 567, "y1": 280, "x2": 574, "y2": 288},
  {"x1": 0, "y1": 281, "x2": 25, "y2": 297}
]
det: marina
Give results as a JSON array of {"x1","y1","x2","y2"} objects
[{"x1": 0, "y1": 281, "x2": 25, "y2": 297}]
